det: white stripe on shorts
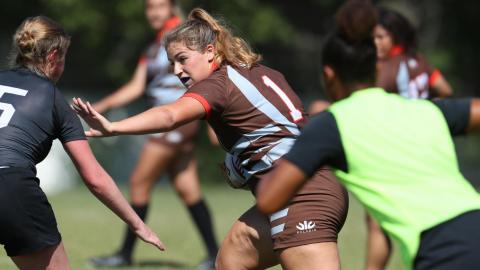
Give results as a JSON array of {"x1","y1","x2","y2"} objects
[
  {"x1": 271, "y1": 223, "x2": 285, "y2": 235},
  {"x1": 269, "y1": 208, "x2": 289, "y2": 222}
]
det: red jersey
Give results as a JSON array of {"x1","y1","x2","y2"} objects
[{"x1": 183, "y1": 64, "x2": 307, "y2": 188}]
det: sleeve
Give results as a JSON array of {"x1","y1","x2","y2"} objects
[
  {"x1": 182, "y1": 76, "x2": 228, "y2": 119},
  {"x1": 138, "y1": 55, "x2": 147, "y2": 65},
  {"x1": 284, "y1": 111, "x2": 348, "y2": 177},
  {"x1": 53, "y1": 88, "x2": 87, "y2": 143},
  {"x1": 428, "y1": 69, "x2": 442, "y2": 87},
  {"x1": 431, "y1": 98, "x2": 471, "y2": 136}
]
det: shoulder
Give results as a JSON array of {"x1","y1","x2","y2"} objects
[
  {"x1": 251, "y1": 64, "x2": 285, "y2": 79},
  {"x1": 191, "y1": 66, "x2": 227, "y2": 91},
  {"x1": 309, "y1": 110, "x2": 337, "y2": 126},
  {"x1": 0, "y1": 68, "x2": 55, "y2": 92}
]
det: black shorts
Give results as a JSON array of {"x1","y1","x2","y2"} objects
[
  {"x1": 0, "y1": 167, "x2": 61, "y2": 256},
  {"x1": 415, "y1": 210, "x2": 480, "y2": 270}
]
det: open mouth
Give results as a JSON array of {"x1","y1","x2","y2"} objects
[{"x1": 180, "y1": 77, "x2": 191, "y2": 86}]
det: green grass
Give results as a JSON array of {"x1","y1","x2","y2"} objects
[{"x1": 0, "y1": 185, "x2": 403, "y2": 270}]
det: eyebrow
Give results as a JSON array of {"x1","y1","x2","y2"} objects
[{"x1": 173, "y1": 52, "x2": 184, "y2": 59}]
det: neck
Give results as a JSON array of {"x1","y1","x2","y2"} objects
[{"x1": 346, "y1": 82, "x2": 375, "y2": 96}]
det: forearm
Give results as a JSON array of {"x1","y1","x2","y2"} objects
[
  {"x1": 431, "y1": 75, "x2": 453, "y2": 98},
  {"x1": 82, "y1": 165, "x2": 143, "y2": 231},
  {"x1": 64, "y1": 140, "x2": 144, "y2": 231},
  {"x1": 256, "y1": 159, "x2": 308, "y2": 214},
  {"x1": 110, "y1": 106, "x2": 178, "y2": 135},
  {"x1": 467, "y1": 98, "x2": 480, "y2": 133}
]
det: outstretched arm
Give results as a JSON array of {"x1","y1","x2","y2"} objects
[
  {"x1": 72, "y1": 96, "x2": 205, "y2": 137},
  {"x1": 63, "y1": 140, "x2": 165, "y2": 250}
]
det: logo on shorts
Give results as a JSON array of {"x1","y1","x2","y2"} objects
[{"x1": 296, "y1": 220, "x2": 316, "y2": 234}]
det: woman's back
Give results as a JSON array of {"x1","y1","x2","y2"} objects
[
  {"x1": 329, "y1": 88, "x2": 480, "y2": 263},
  {"x1": 0, "y1": 68, "x2": 84, "y2": 170}
]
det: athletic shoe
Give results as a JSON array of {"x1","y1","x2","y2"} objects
[
  {"x1": 88, "y1": 253, "x2": 132, "y2": 268},
  {"x1": 195, "y1": 256, "x2": 216, "y2": 270}
]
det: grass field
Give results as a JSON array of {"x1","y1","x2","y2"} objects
[{"x1": 0, "y1": 184, "x2": 404, "y2": 270}]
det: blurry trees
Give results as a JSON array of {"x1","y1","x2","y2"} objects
[
  {"x1": 1, "y1": 0, "x2": 480, "y2": 185},
  {"x1": 1, "y1": 0, "x2": 480, "y2": 98}
]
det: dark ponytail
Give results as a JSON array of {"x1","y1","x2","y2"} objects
[{"x1": 322, "y1": 0, "x2": 377, "y2": 86}]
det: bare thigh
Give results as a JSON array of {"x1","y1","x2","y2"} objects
[
  {"x1": 11, "y1": 242, "x2": 70, "y2": 270},
  {"x1": 278, "y1": 242, "x2": 340, "y2": 270},
  {"x1": 216, "y1": 206, "x2": 278, "y2": 270},
  {"x1": 129, "y1": 139, "x2": 176, "y2": 205},
  {"x1": 168, "y1": 151, "x2": 202, "y2": 205}
]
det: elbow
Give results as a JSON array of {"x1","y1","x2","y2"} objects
[
  {"x1": 165, "y1": 112, "x2": 177, "y2": 130},
  {"x1": 256, "y1": 183, "x2": 283, "y2": 215},
  {"x1": 160, "y1": 108, "x2": 180, "y2": 131},
  {"x1": 82, "y1": 169, "x2": 109, "y2": 196},
  {"x1": 257, "y1": 198, "x2": 277, "y2": 215},
  {"x1": 440, "y1": 86, "x2": 453, "y2": 98}
]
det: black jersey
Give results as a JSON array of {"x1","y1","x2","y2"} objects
[{"x1": 0, "y1": 68, "x2": 86, "y2": 171}]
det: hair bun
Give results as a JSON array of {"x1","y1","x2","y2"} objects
[
  {"x1": 335, "y1": 0, "x2": 377, "y2": 44},
  {"x1": 15, "y1": 29, "x2": 36, "y2": 56}
]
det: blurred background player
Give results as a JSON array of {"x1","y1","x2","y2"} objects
[
  {"x1": 88, "y1": 0, "x2": 218, "y2": 269},
  {"x1": 257, "y1": 1, "x2": 480, "y2": 269},
  {"x1": 367, "y1": 7, "x2": 454, "y2": 270},
  {"x1": 73, "y1": 8, "x2": 348, "y2": 270},
  {"x1": 0, "y1": 15, "x2": 164, "y2": 270},
  {"x1": 374, "y1": 7, "x2": 452, "y2": 99}
]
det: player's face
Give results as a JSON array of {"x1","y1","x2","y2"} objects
[
  {"x1": 167, "y1": 41, "x2": 216, "y2": 88},
  {"x1": 373, "y1": 25, "x2": 393, "y2": 59},
  {"x1": 145, "y1": 0, "x2": 172, "y2": 31}
]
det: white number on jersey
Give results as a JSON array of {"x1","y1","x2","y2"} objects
[
  {"x1": 0, "y1": 85, "x2": 29, "y2": 128},
  {"x1": 262, "y1": 75, "x2": 303, "y2": 122}
]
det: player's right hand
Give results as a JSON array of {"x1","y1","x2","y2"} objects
[
  {"x1": 133, "y1": 224, "x2": 166, "y2": 251},
  {"x1": 72, "y1": 97, "x2": 114, "y2": 137}
]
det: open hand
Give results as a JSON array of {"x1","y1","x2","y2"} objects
[
  {"x1": 133, "y1": 224, "x2": 166, "y2": 251},
  {"x1": 72, "y1": 97, "x2": 114, "y2": 137}
]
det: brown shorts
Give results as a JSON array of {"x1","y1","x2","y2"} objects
[
  {"x1": 148, "y1": 120, "x2": 200, "y2": 152},
  {"x1": 256, "y1": 167, "x2": 348, "y2": 250}
]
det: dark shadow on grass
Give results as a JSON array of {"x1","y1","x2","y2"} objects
[{"x1": 136, "y1": 259, "x2": 188, "y2": 269}]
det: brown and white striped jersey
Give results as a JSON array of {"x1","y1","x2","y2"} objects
[
  {"x1": 183, "y1": 64, "x2": 307, "y2": 188},
  {"x1": 376, "y1": 53, "x2": 442, "y2": 99}
]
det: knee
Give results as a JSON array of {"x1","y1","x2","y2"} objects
[
  {"x1": 216, "y1": 247, "x2": 244, "y2": 270},
  {"x1": 129, "y1": 180, "x2": 151, "y2": 204},
  {"x1": 173, "y1": 180, "x2": 201, "y2": 205},
  {"x1": 215, "y1": 223, "x2": 259, "y2": 270}
]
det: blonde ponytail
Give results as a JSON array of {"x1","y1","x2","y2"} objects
[{"x1": 166, "y1": 8, "x2": 261, "y2": 68}]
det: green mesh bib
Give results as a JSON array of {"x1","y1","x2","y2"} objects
[{"x1": 329, "y1": 88, "x2": 480, "y2": 269}]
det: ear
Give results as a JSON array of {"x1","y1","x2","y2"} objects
[
  {"x1": 46, "y1": 49, "x2": 59, "y2": 64},
  {"x1": 205, "y1": 44, "x2": 215, "y2": 62},
  {"x1": 322, "y1": 65, "x2": 336, "y2": 82}
]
